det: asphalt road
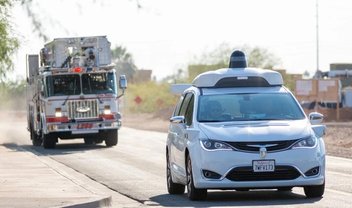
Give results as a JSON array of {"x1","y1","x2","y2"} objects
[{"x1": 3, "y1": 119, "x2": 352, "y2": 207}]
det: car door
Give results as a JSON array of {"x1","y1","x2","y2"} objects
[{"x1": 170, "y1": 92, "x2": 194, "y2": 177}]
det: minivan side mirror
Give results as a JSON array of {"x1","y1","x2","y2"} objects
[
  {"x1": 170, "y1": 116, "x2": 185, "y2": 124},
  {"x1": 309, "y1": 112, "x2": 324, "y2": 125}
]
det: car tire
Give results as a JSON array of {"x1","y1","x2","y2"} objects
[
  {"x1": 186, "y1": 155, "x2": 207, "y2": 200},
  {"x1": 105, "y1": 130, "x2": 118, "y2": 147},
  {"x1": 166, "y1": 152, "x2": 185, "y2": 194},
  {"x1": 43, "y1": 134, "x2": 56, "y2": 149},
  {"x1": 95, "y1": 139, "x2": 104, "y2": 144},
  {"x1": 84, "y1": 137, "x2": 94, "y2": 145},
  {"x1": 304, "y1": 182, "x2": 325, "y2": 198}
]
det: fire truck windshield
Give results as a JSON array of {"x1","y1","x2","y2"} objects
[
  {"x1": 45, "y1": 72, "x2": 116, "y2": 97},
  {"x1": 82, "y1": 73, "x2": 116, "y2": 95},
  {"x1": 46, "y1": 74, "x2": 81, "y2": 96}
]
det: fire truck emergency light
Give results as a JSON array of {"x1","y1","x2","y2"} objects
[{"x1": 73, "y1": 67, "x2": 83, "y2": 73}]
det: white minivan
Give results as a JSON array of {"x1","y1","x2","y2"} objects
[{"x1": 166, "y1": 51, "x2": 326, "y2": 200}]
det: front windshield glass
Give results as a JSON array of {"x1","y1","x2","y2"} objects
[
  {"x1": 197, "y1": 93, "x2": 305, "y2": 122},
  {"x1": 46, "y1": 75, "x2": 81, "y2": 96},
  {"x1": 82, "y1": 73, "x2": 116, "y2": 94}
]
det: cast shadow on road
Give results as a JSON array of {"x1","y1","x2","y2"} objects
[
  {"x1": 149, "y1": 190, "x2": 322, "y2": 207},
  {"x1": 2, "y1": 142, "x2": 108, "y2": 156}
]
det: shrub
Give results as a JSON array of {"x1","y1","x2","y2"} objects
[{"x1": 125, "y1": 82, "x2": 178, "y2": 114}]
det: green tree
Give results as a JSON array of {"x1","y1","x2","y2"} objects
[
  {"x1": 0, "y1": 78, "x2": 26, "y2": 109},
  {"x1": 162, "y1": 68, "x2": 188, "y2": 83},
  {"x1": 247, "y1": 46, "x2": 280, "y2": 69},
  {"x1": 0, "y1": 0, "x2": 19, "y2": 81},
  {"x1": 111, "y1": 45, "x2": 137, "y2": 81}
]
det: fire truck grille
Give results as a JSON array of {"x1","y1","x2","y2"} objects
[{"x1": 67, "y1": 99, "x2": 99, "y2": 119}]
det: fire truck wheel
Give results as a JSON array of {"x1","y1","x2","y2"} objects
[
  {"x1": 84, "y1": 137, "x2": 94, "y2": 145},
  {"x1": 94, "y1": 139, "x2": 104, "y2": 144},
  {"x1": 30, "y1": 128, "x2": 42, "y2": 146},
  {"x1": 43, "y1": 134, "x2": 56, "y2": 149},
  {"x1": 105, "y1": 130, "x2": 118, "y2": 147}
]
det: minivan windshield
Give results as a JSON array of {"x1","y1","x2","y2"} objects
[{"x1": 198, "y1": 93, "x2": 305, "y2": 122}]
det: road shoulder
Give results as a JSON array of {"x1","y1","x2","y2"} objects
[{"x1": 0, "y1": 143, "x2": 141, "y2": 208}]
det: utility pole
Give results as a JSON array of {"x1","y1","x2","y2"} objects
[{"x1": 316, "y1": 0, "x2": 320, "y2": 73}]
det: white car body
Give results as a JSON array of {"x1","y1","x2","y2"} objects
[{"x1": 166, "y1": 66, "x2": 326, "y2": 200}]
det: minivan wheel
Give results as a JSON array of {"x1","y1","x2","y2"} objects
[
  {"x1": 166, "y1": 152, "x2": 185, "y2": 194},
  {"x1": 304, "y1": 182, "x2": 325, "y2": 198},
  {"x1": 186, "y1": 155, "x2": 207, "y2": 200}
]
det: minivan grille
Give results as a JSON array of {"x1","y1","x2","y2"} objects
[
  {"x1": 225, "y1": 139, "x2": 299, "y2": 153},
  {"x1": 67, "y1": 99, "x2": 99, "y2": 119},
  {"x1": 226, "y1": 166, "x2": 301, "y2": 181}
]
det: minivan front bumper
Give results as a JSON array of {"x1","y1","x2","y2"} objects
[{"x1": 190, "y1": 142, "x2": 325, "y2": 189}]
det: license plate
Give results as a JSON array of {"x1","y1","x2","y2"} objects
[
  {"x1": 253, "y1": 160, "x2": 275, "y2": 172},
  {"x1": 77, "y1": 123, "x2": 93, "y2": 129}
]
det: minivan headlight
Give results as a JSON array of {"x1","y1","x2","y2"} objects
[
  {"x1": 200, "y1": 139, "x2": 233, "y2": 151},
  {"x1": 292, "y1": 135, "x2": 317, "y2": 148}
]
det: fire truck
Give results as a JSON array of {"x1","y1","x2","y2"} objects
[{"x1": 26, "y1": 36, "x2": 127, "y2": 149}]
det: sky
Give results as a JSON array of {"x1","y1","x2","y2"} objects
[{"x1": 9, "y1": 0, "x2": 352, "y2": 81}]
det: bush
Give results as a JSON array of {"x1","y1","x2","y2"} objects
[
  {"x1": 0, "y1": 79, "x2": 26, "y2": 110},
  {"x1": 125, "y1": 82, "x2": 178, "y2": 115}
]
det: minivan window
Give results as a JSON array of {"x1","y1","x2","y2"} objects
[
  {"x1": 184, "y1": 95, "x2": 194, "y2": 126},
  {"x1": 198, "y1": 93, "x2": 305, "y2": 122},
  {"x1": 179, "y1": 93, "x2": 193, "y2": 117},
  {"x1": 173, "y1": 95, "x2": 185, "y2": 116}
]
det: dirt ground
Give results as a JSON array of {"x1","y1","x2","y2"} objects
[{"x1": 123, "y1": 113, "x2": 352, "y2": 159}]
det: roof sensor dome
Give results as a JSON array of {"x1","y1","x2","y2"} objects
[{"x1": 229, "y1": 50, "x2": 247, "y2": 68}]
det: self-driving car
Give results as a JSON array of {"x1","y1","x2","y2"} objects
[{"x1": 166, "y1": 50, "x2": 326, "y2": 200}]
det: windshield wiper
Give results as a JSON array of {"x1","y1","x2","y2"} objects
[
  {"x1": 62, "y1": 95, "x2": 70, "y2": 106},
  {"x1": 249, "y1": 118, "x2": 283, "y2": 121},
  {"x1": 96, "y1": 96, "x2": 103, "y2": 104},
  {"x1": 62, "y1": 78, "x2": 78, "y2": 106},
  {"x1": 199, "y1": 120, "x2": 223, "y2": 122}
]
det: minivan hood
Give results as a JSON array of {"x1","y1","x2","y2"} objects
[{"x1": 198, "y1": 120, "x2": 311, "y2": 142}]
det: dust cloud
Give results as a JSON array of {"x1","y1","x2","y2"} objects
[{"x1": 0, "y1": 96, "x2": 30, "y2": 146}]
